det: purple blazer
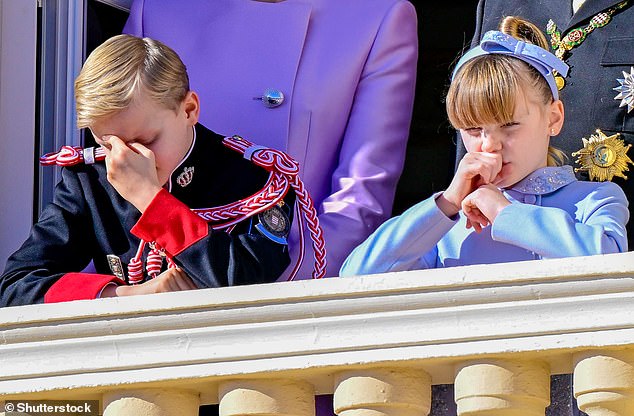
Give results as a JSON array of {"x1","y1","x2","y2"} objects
[{"x1": 124, "y1": 0, "x2": 418, "y2": 279}]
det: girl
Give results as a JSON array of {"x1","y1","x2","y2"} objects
[{"x1": 340, "y1": 17, "x2": 628, "y2": 276}]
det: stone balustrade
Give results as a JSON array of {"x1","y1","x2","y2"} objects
[{"x1": 1, "y1": 252, "x2": 634, "y2": 416}]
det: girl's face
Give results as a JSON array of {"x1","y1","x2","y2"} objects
[{"x1": 459, "y1": 87, "x2": 564, "y2": 188}]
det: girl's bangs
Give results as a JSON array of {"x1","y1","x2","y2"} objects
[{"x1": 447, "y1": 56, "x2": 520, "y2": 130}]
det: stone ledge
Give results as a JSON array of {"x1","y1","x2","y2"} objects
[{"x1": 1, "y1": 252, "x2": 633, "y2": 401}]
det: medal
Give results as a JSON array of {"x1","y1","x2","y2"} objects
[
  {"x1": 614, "y1": 66, "x2": 634, "y2": 113},
  {"x1": 546, "y1": 1, "x2": 630, "y2": 90},
  {"x1": 554, "y1": 74, "x2": 566, "y2": 90},
  {"x1": 256, "y1": 204, "x2": 291, "y2": 245},
  {"x1": 572, "y1": 129, "x2": 633, "y2": 181}
]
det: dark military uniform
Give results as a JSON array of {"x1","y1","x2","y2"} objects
[
  {"x1": 459, "y1": 0, "x2": 634, "y2": 246},
  {"x1": 0, "y1": 124, "x2": 293, "y2": 306}
]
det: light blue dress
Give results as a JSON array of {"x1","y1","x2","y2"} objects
[{"x1": 340, "y1": 166, "x2": 629, "y2": 276}]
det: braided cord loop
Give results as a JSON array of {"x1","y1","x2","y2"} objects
[
  {"x1": 218, "y1": 136, "x2": 326, "y2": 279},
  {"x1": 192, "y1": 173, "x2": 290, "y2": 228},
  {"x1": 40, "y1": 146, "x2": 106, "y2": 166}
]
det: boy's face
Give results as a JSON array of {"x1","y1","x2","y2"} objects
[{"x1": 90, "y1": 91, "x2": 199, "y2": 187}]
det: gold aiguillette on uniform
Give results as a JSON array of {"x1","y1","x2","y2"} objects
[{"x1": 572, "y1": 129, "x2": 633, "y2": 181}]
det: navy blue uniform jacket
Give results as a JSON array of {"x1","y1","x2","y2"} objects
[{"x1": 0, "y1": 124, "x2": 292, "y2": 306}]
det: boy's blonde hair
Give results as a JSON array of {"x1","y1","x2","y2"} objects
[
  {"x1": 75, "y1": 35, "x2": 189, "y2": 129},
  {"x1": 447, "y1": 17, "x2": 567, "y2": 166}
]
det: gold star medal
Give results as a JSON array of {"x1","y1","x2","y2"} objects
[
  {"x1": 614, "y1": 66, "x2": 634, "y2": 113},
  {"x1": 572, "y1": 129, "x2": 633, "y2": 181}
]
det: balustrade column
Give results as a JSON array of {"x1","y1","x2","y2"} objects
[
  {"x1": 103, "y1": 388, "x2": 199, "y2": 416},
  {"x1": 333, "y1": 368, "x2": 432, "y2": 416},
  {"x1": 219, "y1": 378, "x2": 314, "y2": 416},
  {"x1": 574, "y1": 350, "x2": 634, "y2": 415},
  {"x1": 454, "y1": 359, "x2": 550, "y2": 415}
]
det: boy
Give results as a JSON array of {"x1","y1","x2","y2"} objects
[{"x1": 0, "y1": 35, "x2": 295, "y2": 306}]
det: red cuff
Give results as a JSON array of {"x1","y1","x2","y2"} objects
[
  {"x1": 44, "y1": 273, "x2": 125, "y2": 303},
  {"x1": 131, "y1": 188, "x2": 208, "y2": 256}
]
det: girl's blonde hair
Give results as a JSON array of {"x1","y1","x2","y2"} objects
[
  {"x1": 447, "y1": 16, "x2": 567, "y2": 166},
  {"x1": 75, "y1": 35, "x2": 189, "y2": 129}
]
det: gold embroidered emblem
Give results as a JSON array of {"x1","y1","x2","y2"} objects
[
  {"x1": 176, "y1": 166, "x2": 195, "y2": 187},
  {"x1": 572, "y1": 129, "x2": 633, "y2": 181}
]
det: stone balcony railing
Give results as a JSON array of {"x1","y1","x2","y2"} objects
[{"x1": 1, "y1": 252, "x2": 634, "y2": 416}]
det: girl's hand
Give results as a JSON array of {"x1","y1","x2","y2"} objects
[
  {"x1": 439, "y1": 152, "x2": 503, "y2": 217},
  {"x1": 99, "y1": 135, "x2": 163, "y2": 213},
  {"x1": 461, "y1": 184, "x2": 511, "y2": 233}
]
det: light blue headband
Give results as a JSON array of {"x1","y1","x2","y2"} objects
[{"x1": 452, "y1": 30, "x2": 569, "y2": 100}]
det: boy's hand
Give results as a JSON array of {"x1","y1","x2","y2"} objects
[
  {"x1": 461, "y1": 184, "x2": 510, "y2": 233},
  {"x1": 113, "y1": 267, "x2": 198, "y2": 296},
  {"x1": 100, "y1": 135, "x2": 163, "y2": 213},
  {"x1": 438, "y1": 152, "x2": 502, "y2": 217}
]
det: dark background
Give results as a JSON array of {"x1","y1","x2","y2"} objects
[
  {"x1": 395, "y1": 1, "x2": 479, "y2": 213},
  {"x1": 85, "y1": 0, "x2": 481, "y2": 215}
]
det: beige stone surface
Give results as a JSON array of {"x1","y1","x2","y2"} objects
[
  {"x1": 103, "y1": 388, "x2": 199, "y2": 416},
  {"x1": 334, "y1": 368, "x2": 431, "y2": 416},
  {"x1": 219, "y1": 379, "x2": 314, "y2": 416},
  {"x1": 574, "y1": 351, "x2": 634, "y2": 415},
  {"x1": 454, "y1": 359, "x2": 550, "y2": 415}
]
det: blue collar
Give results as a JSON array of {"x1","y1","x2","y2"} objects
[{"x1": 508, "y1": 165, "x2": 576, "y2": 195}]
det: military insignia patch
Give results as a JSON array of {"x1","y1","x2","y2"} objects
[
  {"x1": 256, "y1": 205, "x2": 291, "y2": 244},
  {"x1": 176, "y1": 166, "x2": 195, "y2": 187},
  {"x1": 572, "y1": 129, "x2": 633, "y2": 181},
  {"x1": 614, "y1": 66, "x2": 634, "y2": 113},
  {"x1": 106, "y1": 254, "x2": 125, "y2": 280}
]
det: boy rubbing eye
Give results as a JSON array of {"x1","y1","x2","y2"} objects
[{"x1": 0, "y1": 35, "x2": 296, "y2": 306}]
